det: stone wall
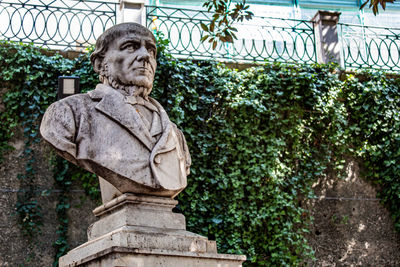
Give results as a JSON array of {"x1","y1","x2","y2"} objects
[
  {"x1": 1, "y1": 135, "x2": 400, "y2": 266},
  {"x1": 307, "y1": 159, "x2": 400, "y2": 266},
  {"x1": 0, "y1": 133, "x2": 98, "y2": 266},
  {"x1": 0, "y1": 84, "x2": 399, "y2": 266}
]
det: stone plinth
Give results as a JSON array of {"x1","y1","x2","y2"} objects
[
  {"x1": 59, "y1": 194, "x2": 246, "y2": 267},
  {"x1": 312, "y1": 10, "x2": 341, "y2": 64}
]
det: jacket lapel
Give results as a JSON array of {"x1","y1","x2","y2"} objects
[
  {"x1": 89, "y1": 84, "x2": 154, "y2": 151},
  {"x1": 149, "y1": 97, "x2": 176, "y2": 154},
  {"x1": 149, "y1": 112, "x2": 163, "y2": 137}
]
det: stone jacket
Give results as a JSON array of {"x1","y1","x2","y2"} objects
[{"x1": 40, "y1": 84, "x2": 191, "y2": 197}]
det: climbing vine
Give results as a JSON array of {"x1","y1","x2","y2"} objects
[
  {"x1": 340, "y1": 71, "x2": 400, "y2": 231},
  {"x1": 0, "y1": 39, "x2": 399, "y2": 266},
  {"x1": 0, "y1": 41, "x2": 75, "y2": 264}
]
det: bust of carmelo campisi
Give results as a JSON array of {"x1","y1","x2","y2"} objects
[{"x1": 40, "y1": 23, "x2": 191, "y2": 198}]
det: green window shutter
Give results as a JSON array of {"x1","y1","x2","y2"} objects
[{"x1": 298, "y1": 0, "x2": 359, "y2": 9}]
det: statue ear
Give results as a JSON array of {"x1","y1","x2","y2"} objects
[{"x1": 92, "y1": 56, "x2": 104, "y2": 74}]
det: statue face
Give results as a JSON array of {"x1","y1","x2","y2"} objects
[{"x1": 103, "y1": 32, "x2": 157, "y2": 89}]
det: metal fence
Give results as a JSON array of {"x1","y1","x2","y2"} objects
[
  {"x1": 147, "y1": 5, "x2": 317, "y2": 64},
  {"x1": 2, "y1": 2, "x2": 400, "y2": 72},
  {"x1": 0, "y1": 0, "x2": 118, "y2": 50},
  {"x1": 340, "y1": 23, "x2": 400, "y2": 71}
]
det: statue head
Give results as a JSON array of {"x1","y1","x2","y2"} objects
[{"x1": 90, "y1": 23, "x2": 157, "y2": 98}]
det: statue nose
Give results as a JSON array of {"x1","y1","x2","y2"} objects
[{"x1": 137, "y1": 46, "x2": 150, "y2": 61}]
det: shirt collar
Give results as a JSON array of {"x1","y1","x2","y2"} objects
[{"x1": 125, "y1": 95, "x2": 159, "y2": 113}]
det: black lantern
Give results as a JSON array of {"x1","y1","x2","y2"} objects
[{"x1": 58, "y1": 76, "x2": 80, "y2": 100}]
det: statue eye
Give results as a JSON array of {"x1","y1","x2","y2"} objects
[
  {"x1": 146, "y1": 44, "x2": 156, "y2": 57},
  {"x1": 122, "y1": 42, "x2": 140, "y2": 52},
  {"x1": 148, "y1": 47, "x2": 156, "y2": 57}
]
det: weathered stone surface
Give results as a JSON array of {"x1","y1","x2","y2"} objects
[
  {"x1": 88, "y1": 194, "x2": 186, "y2": 239},
  {"x1": 306, "y1": 159, "x2": 400, "y2": 266},
  {"x1": 40, "y1": 23, "x2": 191, "y2": 199},
  {"x1": 66, "y1": 248, "x2": 245, "y2": 267},
  {"x1": 59, "y1": 193, "x2": 246, "y2": 267},
  {"x1": 98, "y1": 177, "x2": 122, "y2": 204},
  {"x1": 0, "y1": 134, "x2": 101, "y2": 266},
  {"x1": 311, "y1": 11, "x2": 341, "y2": 64}
]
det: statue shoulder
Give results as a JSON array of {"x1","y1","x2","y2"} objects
[
  {"x1": 41, "y1": 93, "x2": 96, "y2": 139},
  {"x1": 47, "y1": 92, "x2": 96, "y2": 113},
  {"x1": 40, "y1": 93, "x2": 94, "y2": 162}
]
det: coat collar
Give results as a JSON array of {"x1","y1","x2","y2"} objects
[{"x1": 88, "y1": 84, "x2": 171, "y2": 151}]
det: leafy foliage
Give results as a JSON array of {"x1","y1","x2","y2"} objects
[
  {"x1": 360, "y1": 0, "x2": 396, "y2": 14},
  {"x1": 0, "y1": 41, "x2": 75, "y2": 264},
  {"x1": 0, "y1": 39, "x2": 399, "y2": 266},
  {"x1": 153, "y1": 41, "x2": 349, "y2": 264},
  {"x1": 340, "y1": 71, "x2": 400, "y2": 231},
  {"x1": 52, "y1": 156, "x2": 71, "y2": 267},
  {"x1": 201, "y1": 0, "x2": 253, "y2": 49}
]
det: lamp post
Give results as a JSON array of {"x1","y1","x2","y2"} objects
[{"x1": 57, "y1": 76, "x2": 80, "y2": 100}]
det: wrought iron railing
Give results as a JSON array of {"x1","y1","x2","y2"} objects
[
  {"x1": 2, "y1": 2, "x2": 400, "y2": 71},
  {"x1": 147, "y1": 5, "x2": 317, "y2": 64},
  {"x1": 340, "y1": 23, "x2": 400, "y2": 71},
  {"x1": 0, "y1": 0, "x2": 118, "y2": 50}
]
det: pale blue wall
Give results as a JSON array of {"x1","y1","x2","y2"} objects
[{"x1": 148, "y1": 0, "x2": 400, "y2": 27}]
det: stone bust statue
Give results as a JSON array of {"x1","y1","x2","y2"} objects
[{"x1": 40, "y1": 23, "x2": 191, "y2": 198}]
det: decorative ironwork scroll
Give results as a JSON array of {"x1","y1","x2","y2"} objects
[
  {"x1": 147, "y1": 5, "x2": 317, "y2": 64},
  {"x1": 340, "y1": 23, "x2": 400, "y2": 71},
  {"x1": 0, "y1": 0, "x2": 118, "y2": 50}
]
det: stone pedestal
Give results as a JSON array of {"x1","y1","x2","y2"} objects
[
  {"x1": 311, "y1": 10, "x2": 341, "y2": 65},
  {"x1": 59, "y1": 194, "x2": 246, "y2": 266},
  {"x1": 119, "y1": 0, "x2": 146, "y2": 25}
]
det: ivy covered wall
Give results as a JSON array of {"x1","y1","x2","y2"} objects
[{"x1": 0, "y1": 39, "x2": 399, "y2": 266}]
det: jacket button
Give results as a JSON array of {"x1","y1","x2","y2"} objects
[{"x1": 154, "y1": 155, "x2": 161, "y2": 164}]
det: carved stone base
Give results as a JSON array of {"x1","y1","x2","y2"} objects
[{"x1": 59, "y1": 194, "x2": 246, "y2": 267}]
